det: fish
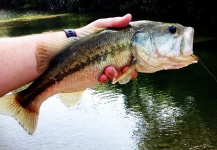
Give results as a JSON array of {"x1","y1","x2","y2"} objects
[{"x1": 0, "y1": 20, "x2": 199, "y2": 135}]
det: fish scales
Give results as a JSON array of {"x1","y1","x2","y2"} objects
[
  {"x1": 16, "y1": 27, "x2": 135, "y2": 109},
  {"x1": 0, "y1": 20, "x2": 199, "y2": 134}
]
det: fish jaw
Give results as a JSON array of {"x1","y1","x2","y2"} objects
[
  {"x1": 163, "y1": 54, "x2": 199, "y2": 70},
  {"x1": 135, "y1": 53, "x2": 199, "y2": 73},
  {"x1": 168, "y1": 27, "x2": 194, "y2": 57},
  {"x1": 162, "y1": 26, "x2": 199, "y2": 70},
  {"x1": 181, "y1": 27, "x2": 194, "y2": 56},
  {"x1": 155, "y1": 26, "x2": 195, "y2": 58},
  {"x1": 164, "y1": 26, "x2": 199, "y2": 69}
]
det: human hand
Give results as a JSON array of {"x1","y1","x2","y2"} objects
[
  {"x1": 99, "y1": 66, "x2": 138, "y2": 83},
  {"x1": 75, "y1": 14, "x2": 138, "y2": 83},
  {"x1": 75, "y1": 14, "x2": 132, "y2": 37}
]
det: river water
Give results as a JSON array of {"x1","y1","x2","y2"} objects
[{"x1": 0, "y1": 10, "x2": 217, "y2": 150}]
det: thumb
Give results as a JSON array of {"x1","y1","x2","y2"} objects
[{"x1": 89, "y1": 14, "x2": 132, "y2": 28}]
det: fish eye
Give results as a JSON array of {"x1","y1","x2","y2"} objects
[
  {"x1": 135, "y1": 30, "x2": 141, "y2": 34},
  {"x1": 168, "y1": 25, "x2": 176, "y2": 34}
]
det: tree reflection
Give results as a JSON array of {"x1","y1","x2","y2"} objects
[{"x1": 96, "y1": 65, "x2": 217, "y2": 149}]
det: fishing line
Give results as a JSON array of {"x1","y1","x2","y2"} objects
[{"x1": 199, "y1": 59, "x2": 217, "y2": 83}]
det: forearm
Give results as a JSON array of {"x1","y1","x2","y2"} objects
[
  {"x1": 0, "y1": 31, "x2": 67, "y2": 96},
  {"x1": 0, "y1": 14, "x2": 134, "y2": 96}
]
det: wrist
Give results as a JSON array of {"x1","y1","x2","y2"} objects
[{"x1": 63, "y1": 29, "x2": 77, "y2": 38}]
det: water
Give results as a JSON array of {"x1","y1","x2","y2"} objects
[{"x1": 0, "y1": 10, "x2": 217, "y2": 150}]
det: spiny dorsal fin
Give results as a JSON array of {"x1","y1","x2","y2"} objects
[
  {"x1": 0, "y1": 93, "x2": 39, "y2": 135},
  {"x1": 112, "y1": 59, "x2": 137, "y2": 84},
  {"x1": 78, "y1": 27, "x2": 105, "y2": 38},
  {"x1": 36, "y1": 28, "x2": 104, "y2": 73},
  {"x1": 59, "y1": 91, "x2": 84, "y2": 107},
  {"x1": 36, "y1": 37, "x2": 75, "y2": 73}
]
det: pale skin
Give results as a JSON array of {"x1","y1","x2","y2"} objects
[{"x1": 0, "y1": 14, "x2": 137, "y2": 97}]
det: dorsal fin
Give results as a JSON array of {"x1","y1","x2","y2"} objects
[
  {"x1": 78, "y1": 27, "x2": 105, "y2": 38},
  {"x1": 36, "y1": 37, "x2": 75, "y2": 73}
]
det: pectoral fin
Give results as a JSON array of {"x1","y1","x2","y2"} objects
[
  {"x1": 59, "y1": 91, "x2": 84, "y2": 107},
  {"x1": 112, "y1": 59, "x2": 137, "y2": 84}
]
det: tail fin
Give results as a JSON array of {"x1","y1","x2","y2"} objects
[{"x1": 0, "y1": 93, "x2": 39, "y2": 135}]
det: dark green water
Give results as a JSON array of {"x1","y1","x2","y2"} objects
[{"x1": 0, "y1": 10, "x2": 217, "y2": 150}]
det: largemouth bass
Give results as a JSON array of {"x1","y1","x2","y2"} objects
[{"x1": 0, "y1": 20, "x2": 198, "y2": 134}]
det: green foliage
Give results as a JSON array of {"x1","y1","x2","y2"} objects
[
  {"x1": 0, "y1": 0, "x2": 39, "y2": 9},
  {"x1": 0, "y1": 0, "x2": 216, "y2": 21}
]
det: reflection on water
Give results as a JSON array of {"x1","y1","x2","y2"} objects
[
  {"x1": 0, "y1": 10, "x2": 217, "y2": 150},
  {"x1": 0, "y1": 89, "x2": 137, "y2": 150},
  {"x1": 0, "y1": 9, "x2": 96, "y2": 36},
  {"x1": 110, "y1": 61, "x2": 217, "y2": 150}
]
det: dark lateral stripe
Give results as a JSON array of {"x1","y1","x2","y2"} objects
[
  {"x1": 18, "y1": 49, "x2": 111, "y2": 108},
  {"x1": 18, "y1": 29, "x2": 134, "y2": 108},
  {"x1": 18, "y1": 79, "x2": 56, "y2": 107},
  {"x1": 56, "y1": 53, "x2": 106, "y2": 82}
]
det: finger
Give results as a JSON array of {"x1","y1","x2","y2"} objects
[
  {"x1": 75, "y1": 14, "x2": 132, "y2": 38},
  {"x1": 104, "y1": 66, "x2": 118, "y2": 80},
  {"x1": 98, "y1": 74, "x2": 110, "y2": 83},
  {"x1": 121, "y1": 65, "x2": 130, "y2": 74},
  {"x1": 89, "y1": 14, "x2": 132, "y2": 28},
  {"x1": 131, "y1": 70, "x2": 138, "y2": 79}
]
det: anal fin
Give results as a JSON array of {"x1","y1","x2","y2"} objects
[
  {"x1": 59, "y1": 91, "x2": 84, "y2": 107},
  {"x1": 79, "y1": 27, "x2": 105, "y2": 38}
]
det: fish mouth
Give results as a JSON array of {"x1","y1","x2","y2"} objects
[
  {"x1": 165, "y1": 27, "x2": 199, "y2": 69},
  {"x1": 171, "y1": 27, "x2": 194, "y2": 57},
  {"x1": 181, "y1": 27, "x2": 194, "y2": 56}
]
